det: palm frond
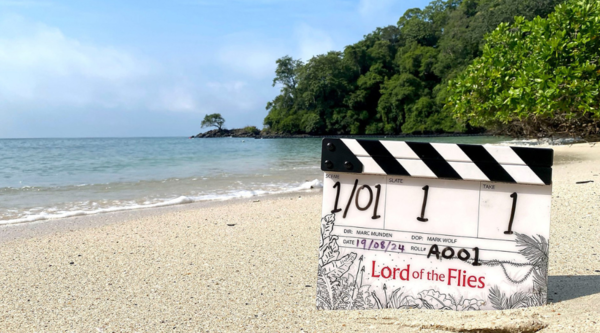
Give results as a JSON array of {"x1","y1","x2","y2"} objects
[
  {"x1": 488, "y1": 285, "x2": 506, "y2": 310},
  {"x1": 316, "y1": 275, "x2": 334, "y2": 310},
  {"x1": 531, "y1": 268, "x2": 547, "y2": 294},
  {"x1": 321, "y1": 252, "x2": 357, "y2": 282},
  {"x1": 515, "y1": 233, "x2": 549, "y2": 269},
  {"x1": 504, "y1": 291, "x2": 529, "y2": 309}
]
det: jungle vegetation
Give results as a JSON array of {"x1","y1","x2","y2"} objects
[{"x1": 263, "y1": 0, "x2": 570, "y2": 136}]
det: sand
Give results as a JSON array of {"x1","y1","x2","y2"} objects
[{"x1": 1, "y1": 143, "x2": 600, "y2": 332}]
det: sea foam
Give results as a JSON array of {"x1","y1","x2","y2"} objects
[{"x1": 0, "y1": 180, "x2": 323, "y2": 226}]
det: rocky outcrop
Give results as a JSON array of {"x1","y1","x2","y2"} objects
[
  {"x1": 257, "y1": 133, "x2": 313, "y2": 139},
  {"x1": 191, "y1": 129, "x2": 492, "y2": 139},
  {"x1": 193, "y1": 128, "x2": 259, "y2": 138},
  {"x1": 192, "y1": 128, "x2": 313, "y2": 139}
]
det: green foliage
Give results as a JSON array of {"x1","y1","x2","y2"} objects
[
  {"x1": 447, "y1": 0, "x2": 600, "y2": 138},
  {"x1": 264, "y1": 0, "x2": 565, "y2": 135},
  {"x1": 201, "y1": 113, "x2": 225, "y2": 131},
  {"x1": 242, "y1": 126, "x2": 260, "y2": 135}
]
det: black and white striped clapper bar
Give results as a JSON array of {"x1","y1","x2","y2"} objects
[{"x1": 316, "y1": 139, "x2": 553, "y2": 311}]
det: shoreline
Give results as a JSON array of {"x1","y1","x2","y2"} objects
[{"x1": 0, "y1": 190, "x2": 323, "y2": 245}]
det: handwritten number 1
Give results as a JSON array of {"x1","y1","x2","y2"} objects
[
  {"x1": 372, "y1": 184, "x2": 381, "y2": 219},
  {"x1": 504, "y1": 192, "x2": 518, "y2": 234},
  {"x1": 472, "y1": 247, "x2": 482, "y2": 266},
  {"x1": 416, "y1": 185, "x2": 429, "y2": 222},
  {"x1": 331, "y1": 182, "x2": 342, "y2": 213}
]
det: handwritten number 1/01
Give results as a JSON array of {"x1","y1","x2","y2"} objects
[
  {"x1": 504, "y1": 192, "x2": 518, "y2": 234},
  {"x1": 332, "y1": 180, "x2": 381, "y2": 219}
]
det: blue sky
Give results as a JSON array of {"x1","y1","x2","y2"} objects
[{"x1": 0, "y1": 0, "x2": 430, "y2": 138}]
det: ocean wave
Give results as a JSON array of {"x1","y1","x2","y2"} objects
[
  {"x1": 291, "y1": 178, "x2": 322, "y2": 190},
  {"x1": 500, "y1": 137, "x2": 582, "y2": 146},
  {"x1": 0, "y1": 179, "x2": 323, "y2": 226},
  {"x1": 187, "y1": 179, "x2": 322, "y2": 200},
  {"x1": 0, "y1": 174, "x2": 241, "y2": 193},
  {"x1": 0, "y1": 196, "x2": 194, "y2": 226}
]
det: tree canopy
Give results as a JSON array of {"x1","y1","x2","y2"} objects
[
  {"x1": 201, "y1": 113, "x2": 226, "y2": 131},
  {"x1": 446, "y1": 0, "x2": 600, "y2": 139},
  {"x1": 264, "y1": 0, "x2": 565, "y2": 135}
]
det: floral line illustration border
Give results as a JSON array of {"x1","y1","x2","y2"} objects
[{"x1": 316, "y1": 213, "x2": 548, "y2": 311}]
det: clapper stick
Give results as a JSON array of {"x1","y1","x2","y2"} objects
[{"x1": 321, "y1": 138, "x2": 553, "y2": 185}]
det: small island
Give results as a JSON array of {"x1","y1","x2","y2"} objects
[{"x1": 191, "y1": 113, "x2": 313, "y2": 138}]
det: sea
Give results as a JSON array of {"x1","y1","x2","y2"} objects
[{"x1": 0, "y1": 136, "x2": 512, "y2": 225}]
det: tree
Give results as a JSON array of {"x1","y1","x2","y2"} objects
[
  {"x1": 272, "y1": 56, "x2": 303, "y2": 92},
  {"x1": 446, "y1": 0, "x2": 600, "y2": 139},
  {"x1": 201, "y1": 113, "x2": 225, "y2": 131},
  {"x1": 263, "y1": 56, "x2": 304, "y2": 134},
  {"x1": 378, "y1": 73, "x2": 423, "y2": 133}
]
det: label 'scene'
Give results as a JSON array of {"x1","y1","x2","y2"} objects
[{"x1": 317, "y1": 172, "x2": 551, "y2": 311}]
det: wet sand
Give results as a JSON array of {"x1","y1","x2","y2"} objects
[{"x1": 1, "y1": 143, "x2": 599, "y2": 332}]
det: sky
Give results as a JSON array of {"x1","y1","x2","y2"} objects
[{"x1": 0, "y1": 0, "x2": 430, "y2": 138}]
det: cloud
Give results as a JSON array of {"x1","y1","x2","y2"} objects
[
  {"x1": 206, "y1": 80, "x2": 247, "y2": 93},
  {"x1": 0, "y1": 15, "x2": 202, "y2": 112},
  {"x1": 216, "y1": 39, "x2": 281, "y2": 79},
  {"x1": 156, "y1": 86, "x2": 197, "y2": 112},
  {"x1": 295, "y1": 23, "x2": 334, "y2": 61},
  {"x1": 204, "y1": 80, "x2": 268, "y2": 116}
]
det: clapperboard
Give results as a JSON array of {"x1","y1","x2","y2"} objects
[{"x1": 316, "y1": 138, "x2": 553, "y2": 311}]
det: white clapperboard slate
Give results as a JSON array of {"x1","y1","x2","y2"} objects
[{"x1": 316, "y1": 138, "x2": 553, "y2": 311}]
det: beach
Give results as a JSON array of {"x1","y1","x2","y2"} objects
[{"x1": 1, "y1": 143, "x2": 599, "y2": 332}]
